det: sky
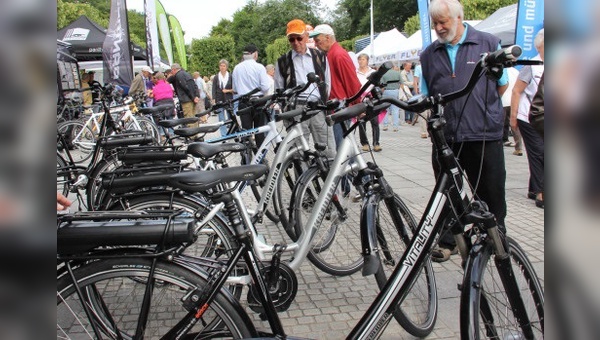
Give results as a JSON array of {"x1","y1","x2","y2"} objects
[{"x1": 126, "y1": 0, "x2": 339, "y2": 44}]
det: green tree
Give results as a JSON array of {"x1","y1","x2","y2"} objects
[
  {"x1": 402, "y1": 0, "x2": 517, "y2": 36},
  {"x1": 188, "y1": 36, "x2": 236, "y2": 77},
  {"x1": 339, "y1": 0, "x2": 417, "y2": 36},
  {"x1": 403, "y1": 14, "x2": 420, "y2": 37},
  {"x1": 265, "y1": 37, "x2": 290, "y2": 65}
]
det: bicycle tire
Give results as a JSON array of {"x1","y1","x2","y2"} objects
[
  {"x1": 291, "y1": 165, "x2": 363, "y2": 276},
  {"x1": 57, "y1": 120, "x2": 96, "y2": 164},
  {"x1": 57, "y1": 153, "x2": 70, "y2": 196},
  {"x1": 274, "y1": 154, "x2": 306, "y2": 234},
  {"x1": 125, "y1": 116, "x2": 160, "y2": 144},
  {"x1": 110, "y1": 194, "x2": 237, "y2": 260},
  {"x1": 371, "y1": 193, "x2": 438, "y2": 337},
  {"x1": 460, "y1": 236, "x2": 544, "y2": 339},
  {"x1": 57, "y1": 258, "x2": 255, "y2": 339},
  {"x1": 86, "y1": 155, "x2": 121, "y2": 211}
]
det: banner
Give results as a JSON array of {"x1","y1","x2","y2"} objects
[
  {"x1": 144, "y1": 0, "x2": 161, "y2": 70},
  {"x1": 515, "y1": 0, "x2": 544, "y2": 59},
  {"x1": 169, "y1": 15, "x2": 187, "y2": 70},
  {"x1": 417, "y1": 0, "x2": 432, "y2": 49},
  {"x1": 156, "y1": 0, "x2": 173, "y2": 65},
  {"x1": 102, "y1": 0, "x2": 134, "y2": 87}
]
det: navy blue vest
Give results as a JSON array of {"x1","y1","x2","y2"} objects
[{"x1": 420, "y1": 25, "x2": 504, "y2": 143}]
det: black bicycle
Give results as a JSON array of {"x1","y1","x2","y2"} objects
[{"x1": 56, "y1": 46, "x2": 543, "y2": 339}]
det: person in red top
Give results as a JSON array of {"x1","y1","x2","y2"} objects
[
  {"x1": 310, "y1": 24, "x2": 362, "y2": 149},
  {"x1": 311, "y1": 24, "x2": 362, "y2": 197}
]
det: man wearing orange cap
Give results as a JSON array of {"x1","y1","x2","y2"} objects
[{"x1": 274, "y1": 19, "x2": 335, "y2": 158}]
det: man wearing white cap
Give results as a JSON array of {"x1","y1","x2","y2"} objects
[
  {"x1": 130, "y1": 65, "x2": 153, "y2": 102},
  {"x1": 310, "y1": 24, "x2": 362, "y2": 147}
]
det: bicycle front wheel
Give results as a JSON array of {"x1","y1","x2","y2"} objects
[
  {"x1": 57, "y1": 153, "x2": 70, "y2": 196},
  {"x1": 460, "y1": 236, "x2": 544, "y2": 339},
  {"x1": 125, "y1": 116, "x2": 160, "y2": 144},
  {"x1": 291, "y1": 165, "x2": 363, "y2": 276},
  {"x1": 371, "y1": 193, "x2": 438, "y2": 337},
  {"x1": 57, "y1": 258, "x2": 255, "y2": 339}
]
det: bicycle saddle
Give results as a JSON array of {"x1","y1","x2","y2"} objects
[
  {"x1": 174, "y1": 122, "x2": 222, "y2": 137},
  {"x1": 187, "y1": 142, "x2": 246, "y2": 159},
  {"x1": 168, "y1": 164, "x2": 269, "y2": 193},
  {"x1": 158, "y1": 117, "x2": 199, "y2": 128},
  {"x1": 138, "y1": 104, "x2": 174, "y2": 115}
]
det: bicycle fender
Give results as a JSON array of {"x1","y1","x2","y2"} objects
[{"x1": 360, "y1": 194, "x2": 381, "y2": 276}]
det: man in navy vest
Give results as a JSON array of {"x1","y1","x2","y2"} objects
[{"x1": 420, "y1": 0, "x2": 509, "y2": 262}]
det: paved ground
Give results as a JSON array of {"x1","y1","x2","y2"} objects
[
  {"x1": 63, "y1": 115, "x2": 544, "y2": 339},
  {"x1": 233, "y1": 118, "x2": 545, "y2": 339}
]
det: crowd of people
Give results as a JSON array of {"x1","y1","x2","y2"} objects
[{"x1": 71, "y1": 0, "x2": 544, "y2": 264}]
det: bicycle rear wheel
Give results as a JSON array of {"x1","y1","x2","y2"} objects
[
  {"x1": 58, "y1": 120, "x2": 96, "y2": 163},
  {"x1": 291, "y1": 165, "x2": 363, "y2": 276},
  {"x1": 460, "y1": 236, "x2": 544, "y2": 339},
  {"x1": 371, "y1": 193, "x2": 438, "y2": 337},
  {"x1": 57, "y1": 258, "x2": 255, "y2": 339},
  {"x1": 110, "y1": 194, "x2": 237, "y2": 261},
  {"x1": 125, "y1": 116, "x2": 160, "y2": 144}
]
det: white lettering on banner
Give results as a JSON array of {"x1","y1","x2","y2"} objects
[
  {"x1": 522, "y1": 25, "x2": 534, "y2": 52},
  {"x1": 525, "y1": 8, "x2": 535, "y2": 21},
  {"x1": 525, "y1": 0, "x2": 536, "y2": 9}
]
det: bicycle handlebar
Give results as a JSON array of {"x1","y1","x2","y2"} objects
[{"x1": 329, "y1": 45, "x2": 541, "y2": 123}]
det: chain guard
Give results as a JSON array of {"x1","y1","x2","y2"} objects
[{"x1": 247, "y1": 261, "x2": 298, "y2": 314}]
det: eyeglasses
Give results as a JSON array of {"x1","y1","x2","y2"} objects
[{"x1": 288, "y1": 36, "x2": 304, "y2": 43}]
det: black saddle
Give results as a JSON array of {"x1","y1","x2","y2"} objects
[
  {"x1": 187, "y1": 142, "x2": 246, "y2": 159},
  {"x1": 168, "y1": 164, "x2": 268, "y2": 193},
  {"x1": 158, "y1": 117, "x2": 199, "y2": 128},
  {"x1": 174, "y1": 122, "x2": 222, "y2": 137},
  {"x1": 138, "y1": 104, "x2": 174, "y2": 115}
]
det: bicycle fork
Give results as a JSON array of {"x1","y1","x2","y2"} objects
[{"x1": 462, "y1": 203, "x2": 535, "y2": 339}]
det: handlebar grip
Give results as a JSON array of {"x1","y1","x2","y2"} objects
[
  {"x1": 237, "y1": 106, "x2": 253, "y2": 116},
  {"x1": 368, "y1": 61, "x2": 393, "y2": 85},
  {"x1": 276, "y1": 107, "x2": 304, "y2": 121},
  {"x1": 249, "y1": 94, "x2": 273, "y2": 107},
  {"x1": 306, "y1": 72, "x2": 319, "y2": 84},
  {"x1": 484, "y1": 45, "x2": 522, "y2": 65},
  {"x1": 326, "y1": 103, "x2": 367, "y2": 126},
  {"x1": 195, "y1": 110, "x2": 211, "y2": 117}
]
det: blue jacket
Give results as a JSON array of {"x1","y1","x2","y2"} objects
[{"x1": 420, "y1": 25, "x2": 504, "y2": 143}]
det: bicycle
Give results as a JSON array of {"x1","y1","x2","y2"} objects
[{"x1": 58, "y1": 94, "x2": 160, "y2": 163}]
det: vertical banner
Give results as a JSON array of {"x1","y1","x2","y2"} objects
[
  {"x1": 144, "y1": 0, "x2": 161, "y2": 70},
  {"x1": 156, "y1": 0, "x2": 174, "y2": 65},
  {"x1": 417, "y1": 0, "x2": 432, "y2": 49},
  {"x1": 102, "y1": 0, "x2": 134, "y2": 87},
  {"x1": 515, "y1": 0, "x2": 544, "y2": 59},
  {"x1": 169, "y1": 15, "x2": 187, "y2": 70}
]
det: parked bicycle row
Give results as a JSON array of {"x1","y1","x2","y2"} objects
[{"x1": 57, "y1": 46, "x2": 543, "y2": 339}]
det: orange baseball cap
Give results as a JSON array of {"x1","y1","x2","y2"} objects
[{"x1": 286, "y1": 19, "x2": 306, "y2": 36}]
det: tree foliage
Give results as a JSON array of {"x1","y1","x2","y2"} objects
[
  {"x1": 462, "y1": 0, "x2": 517, "y2": 20},
  {"x1": 403, "y1": 14, "x2": 420, "y2": 37},
  {"x1": 337, "y1": 0, "x2": 417, "y2": 37},
  {"x1": 188, "y1": 36, "x2": 236, "y2": 77},
  {"x1": 216, "y1": 0, "x2": 322, "y2": 65},
  {"x1": 265, "y1": 37, "x2": 291, "y2": 66},
  {"x1": 58, "y1": 0, "x2": 146, "y2": 48},
  {"x1": 402, "y1": 0, "x2": 517, "y2": 36}
]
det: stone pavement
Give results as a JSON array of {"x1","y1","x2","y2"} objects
[{"x1": 232, "y1": 119, "x2": 545, "y2": 339}]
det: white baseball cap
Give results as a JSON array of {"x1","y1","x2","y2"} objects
[
  {"x1": 141, "y1": 66, "x2": 153, "y2": 73},
  {"x1": 309, "y1": 24, "x2": 335, "y2": 38}
]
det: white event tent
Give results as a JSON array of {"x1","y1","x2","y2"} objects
[
  {"x1": 356, "y1": 28, "x2": 408, "y2": 65},
  {"x1": 359, "y1": 21, "x2": 481, "y2": 65}
]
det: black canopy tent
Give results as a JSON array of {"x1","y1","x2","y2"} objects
[{"x1": 57, "y1": 15, "x2": 146, "y2": 61}]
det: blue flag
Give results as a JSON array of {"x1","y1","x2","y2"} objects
[
  {"x1": 418, "y1": 0, "x2": 432, "y2": 49},
  {"x1": 515, "y1": 0, "x2": 544, "y2": 59}
]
